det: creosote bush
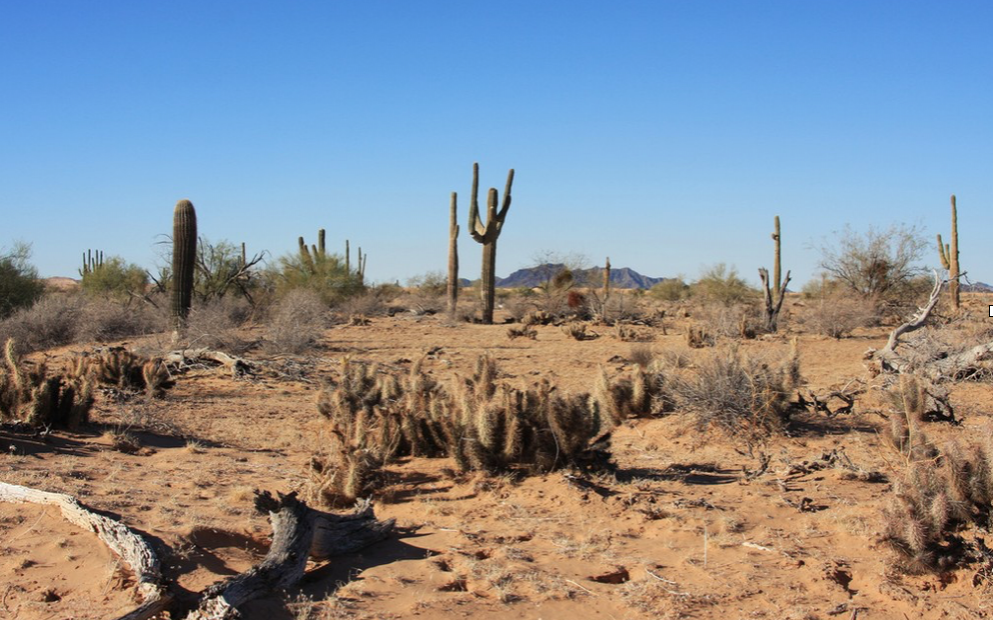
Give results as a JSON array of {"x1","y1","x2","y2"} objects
[
  {"x1": 80, "y1": 256, "x2": 149, "y2": 301},
  {"x1": 0, "y1": 243, "x2": 45, "y2": 320},
  {"x1": 802, "y1": 289, "x2": 876, "y2": 338}
]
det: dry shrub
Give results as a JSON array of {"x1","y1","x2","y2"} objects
[
  {"x1": 670, "y1": 342, "x2": 801, "y2": 450},
  {"x1": 183, "y1": 297, "x2": 253, "y2": 353},
  {"x1": 802, "y1": 291, "x2": 876, "y2": 338},
  {"x1": 506, "y1": 326, "x2": 536, "y2": 340},
  {"x1": 264, "y1": 289, "x2": 329, "y2": 354},
  {"x1": 76, "y1": 299, "x2": 165, "y2": 343},
  {"x1": 694, "y1": 302, "x2": 764, "y2": 340},
  {"x1": 0, "y1": 294, "x2": 84, "y2": 355},
  {"x1": 594, "y1": 293, "x2": 646, "y2": 325},
  {"x1": 336, "y1": 288, "x2": 392, "y2": 319},
  {"x1": 562, "y1": 322, "x2": 597, "y2": 341},
  {"x1": 897, "y1": 322, "x2": 993, "y2": 381}
]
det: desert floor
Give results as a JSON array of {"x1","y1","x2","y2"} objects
[{"x1": 2, "y1": 294, "x2": 992, "y2": 620}]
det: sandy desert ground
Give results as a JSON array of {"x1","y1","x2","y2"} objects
[{"x1": 2, "y1": 293, "x2": 992, "y2": 620}]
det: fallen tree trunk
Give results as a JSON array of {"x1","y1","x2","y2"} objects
[
  {"x1": 869, "y1": 271, "x2": 993, "y2": 381},
  {"x1": 185, "y1": 492, "x2": 394, "y2": 620},
  {"x1": 1, "y1": 484, "x2": 395, "y2": 620},
  {"x1": 0, "y1": 481, "x2": 170, "y2": 620},
  {"x1": 185, "y1": 492, "x2": 314, "y2": 620}
]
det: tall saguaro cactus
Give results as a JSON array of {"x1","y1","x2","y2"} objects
[
  {"x1": 172, "y1": 199, "x2": 198, "y2": 329},
  {"x1": 468, "y1": 163, "x2": 514, "y2": 324},
  {"x1": 937, "y1": 194, "x2": 961, "y2": 311},
  {"x1": 447, "y1": 192, "x2": 460, "y2": 319},
  {"x1": 758, "y1": 215, "x2": 790, "y2": 332}
]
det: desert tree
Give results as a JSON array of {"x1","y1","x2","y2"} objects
[
  {"x1": 0, "y1": 242, "x2": 44, "y2": 319},
  {"x1": 817, "y1": 223, "x2": 928, "y2": 301}
]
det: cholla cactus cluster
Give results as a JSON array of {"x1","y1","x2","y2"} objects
[
  {"x1": 309, "y1": 354, "x2": 616, "y2": 507},
  {"x1": 67, "y1": 348, "x2": 173, "y2": 398},
  {"x1": 882, "y1": 434, "x2": 993, "y2": 573},
  {"x1": 0, "y1": 339, "x2": 95, "y2": 429}
]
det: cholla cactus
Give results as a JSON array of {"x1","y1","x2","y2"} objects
[{"x1": 0, "y1": 339, "x2": 94, "y2": 429}]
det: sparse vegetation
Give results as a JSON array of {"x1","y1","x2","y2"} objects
[{"x1": 669, "y1": 341, "x2": 801, "y2": 450}]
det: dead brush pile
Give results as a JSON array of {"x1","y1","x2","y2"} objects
[{"x1": 309, "y1": 354, "x2": 615, "y2": 507}]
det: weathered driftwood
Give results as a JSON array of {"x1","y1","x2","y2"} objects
[
  {"x1": 185, "y1": 492, "x2": 393, "y2": 619},
  {"x1": 164, "y1": 348, "x2": 254, "y2": 378},
  {"x1": 869, "y1": 271, "x2": 993, "y2": 381},
  {"x1": 1, "y1": 484, "x2": 394, "y2": 620},
  {"x1": 0, "y1": 481, "x2": 170, "y2": 620},
  {"x1": 185, "y1": 492, "x2": 315, "y2": 620},
  {"x1": 310, "y1": 498, "x2": 396, "y2": 561}
]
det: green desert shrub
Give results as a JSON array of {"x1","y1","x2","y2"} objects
[
  {"x1": 80, "y1": 256, "x2": 148, "y2": 301},
  {"x1": 691, "y1": 264, "x2": 757, "y2": 307},
  {"x1": 649, "y1": 277, "x2": 690, "y2": 302},
  {"x1": 0, "y1": 243, "x2": 45, "y2": 320},
  {"x1": 274, "y1": 250, "x2": 364, "y2": 306}
]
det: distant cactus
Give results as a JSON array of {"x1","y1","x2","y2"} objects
[
  {"x1": 467, "y1": 163, "x2": 514, "y2": 324},
  {"x1": 79, "y1": 249, "x2": 104, "y2": 276},
  {"x1": 937, "y1": 195, "x2": 960, "y2": 311},
  {"x1": 172, "y1": 199, "x2": 197, "y2": 329},
  {"x1": 447, "y1": 192, "x2": 460, "y2": 319},
  {"x1": 759, "y1": 215, "x2": 791, "y2": 332}
]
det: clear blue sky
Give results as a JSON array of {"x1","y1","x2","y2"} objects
[{"x1": 2, "y1": 2, "x2": 990, "y2": 287}]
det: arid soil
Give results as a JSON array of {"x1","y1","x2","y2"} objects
[{"x1": 2, "y1": 294, "x2": 992, "y2": 620}]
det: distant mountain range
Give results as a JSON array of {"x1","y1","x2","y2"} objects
[
  {"x1": 962, "y1": 282, "x2": 993, "y2": 292},
  {"x1": 460, "y1": 263, "x2": 668, "y2": 290}
]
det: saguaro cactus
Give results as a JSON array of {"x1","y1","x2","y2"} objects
[
  {"x1": 447, "y1": 192, "x2": 459, "y2": 319},
  {"x1": 758, "y1": 215, "x2": 790, "y2": 332},
  {"x1": 468, "y1": 163, "x2": 515, "y2": 324},
  {"x1": 937, "y1": 194, "x2": 960, "y2": 311},
  {"x1": 172, "y1": 199, "x2": 198, "y2": 329},
  {"x1": 603, "y1": 257, "x2": 611, "y2": 303},
  {"x1": 79, "y1": 250, "x2": 104, "y2": 277}
]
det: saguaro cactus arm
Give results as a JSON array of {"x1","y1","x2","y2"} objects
[{"x1": 468, "y1": 164, "x2": 514, "y2": 244}]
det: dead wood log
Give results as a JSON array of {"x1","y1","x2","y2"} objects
[
  {"x1": 164, "y1": 348, "x2": 254, "y2": 378},
  {"x1": 185, "y1": 492, "x2": 314, "y2": 620},
  {"x1": 310, "y1": 498, "x2": 396, "y2": 561},
  {"x1": 0, "y1": 481, "x2": 170, "y2": 620},
  {"x1": 869, "y1": 271, "x2": 993, "y2": 381},
  {"x1": 184, "y1": 492, "x2": 395, "y2": 620}
]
